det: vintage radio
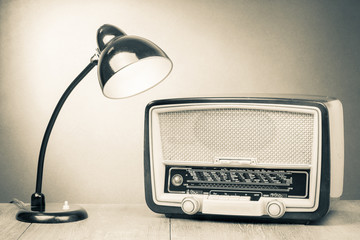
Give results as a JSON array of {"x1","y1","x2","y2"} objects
[{"x1": 144, "y1": 96, "x2": 344, "y2": 222}]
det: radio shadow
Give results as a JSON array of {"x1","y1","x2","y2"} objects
[
  {"x1": 166, "y1": 214, "x2": 310, "y2": 225},
  {"x1": 311, "y1": 208, "x2": 360, "y2": 225}
]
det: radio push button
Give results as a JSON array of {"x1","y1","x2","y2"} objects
[
  {"x1": 181, "y1": 197, "x2": 200, "y2": 215},
  {"x1": 266, "y1": 200, "x2": 285, "y2": 218}
]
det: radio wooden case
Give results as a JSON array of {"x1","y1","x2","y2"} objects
[{"x1": 144, "y1": 96, "x2": 344, "y2": 222}]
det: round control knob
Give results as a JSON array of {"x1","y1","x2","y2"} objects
[
  {"x1": 181, "y1": 197, "x2": 200, "y2": 215},
  {"x1": 171, "y1": 174, "x2": 183, "y2": 186},
  {"x1": 266, "y1": 201, "x2": 285, "y2": 218}
]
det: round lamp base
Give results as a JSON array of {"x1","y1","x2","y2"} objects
[{"x1": 16, "y1": 203, "x2": 88, "y2": 223}]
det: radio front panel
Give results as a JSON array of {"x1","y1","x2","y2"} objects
[
  {"x1": 144, "y1": 97, "x2": 341, "y2": 222},
  {"x1": 165, "y1": 166, "x2": 309, "y2": 199}
]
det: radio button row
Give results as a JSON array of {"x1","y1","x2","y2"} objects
[{"x1": 208, "y1": 195, "x2": 251, "y2": 201}]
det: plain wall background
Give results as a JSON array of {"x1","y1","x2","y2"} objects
[{"x1": 0, "y1": 0, "x2": 359, "y2": 204}]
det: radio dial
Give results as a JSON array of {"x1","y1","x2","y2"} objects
[
  {"x1": 181, "y1": 197, "x2": 200, "y2": 215},
  {"x1": 266, "y1": 201, "x2": 285, "y2": 218}
]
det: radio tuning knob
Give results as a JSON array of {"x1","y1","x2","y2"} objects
[
  {"x1": 266, "y1": 200, "x2": 285, "y2": 218},
  {"x1": 171, "y1": 174, "x2": 183, "y2": 186},
  {"x1": 181, "y1": 197, "x2": 200, "y2": 215}
]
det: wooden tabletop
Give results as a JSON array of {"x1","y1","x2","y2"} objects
[{"x1": 0, "y1": 200, "x2": 359, "y2": 240}]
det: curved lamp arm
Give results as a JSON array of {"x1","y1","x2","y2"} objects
[{"x1": 31, "y1": 57, "x2": 98, "y2": 211}]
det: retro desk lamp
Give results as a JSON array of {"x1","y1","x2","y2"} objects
[{"x1": 16, "y1": 24, "x2": 172, "y2": 223}]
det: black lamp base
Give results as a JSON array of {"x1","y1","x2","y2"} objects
[{"x1": 16, "y1": 203, "x2": 88, "y2": 223}]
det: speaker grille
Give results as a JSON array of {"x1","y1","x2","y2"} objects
[{"x1": 157, "y1": 108, "x2": 315, "y2": 165}]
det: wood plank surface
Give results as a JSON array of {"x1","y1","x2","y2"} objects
[
  {"x1": 170, "y1": 200, "x2": 360, "y2": 240},
  {"x1": 19, "y1": 204, "x2": 169, "y2": 240},
  {"x1": 0, "y1": 201, "x2": 359, "y2": 240},
  {"x1": 0, "y1": 204, "x2": 30, "y2": 240}
]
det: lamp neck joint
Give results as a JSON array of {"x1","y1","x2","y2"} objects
[{"x1": 90, "y1": 49, "x2": 100, "y2": 64}]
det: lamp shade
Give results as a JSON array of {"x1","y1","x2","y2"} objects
[{"x1": 97, "y1": 25, "x2": 172, "y2": 98}]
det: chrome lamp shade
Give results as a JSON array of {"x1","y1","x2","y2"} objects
[
  {"x1": 97, "y1": 25, "x2": 172, "y2": 98},
  {"x1": 15, "y1": 24, "x2": 172, "y2": 223}
]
